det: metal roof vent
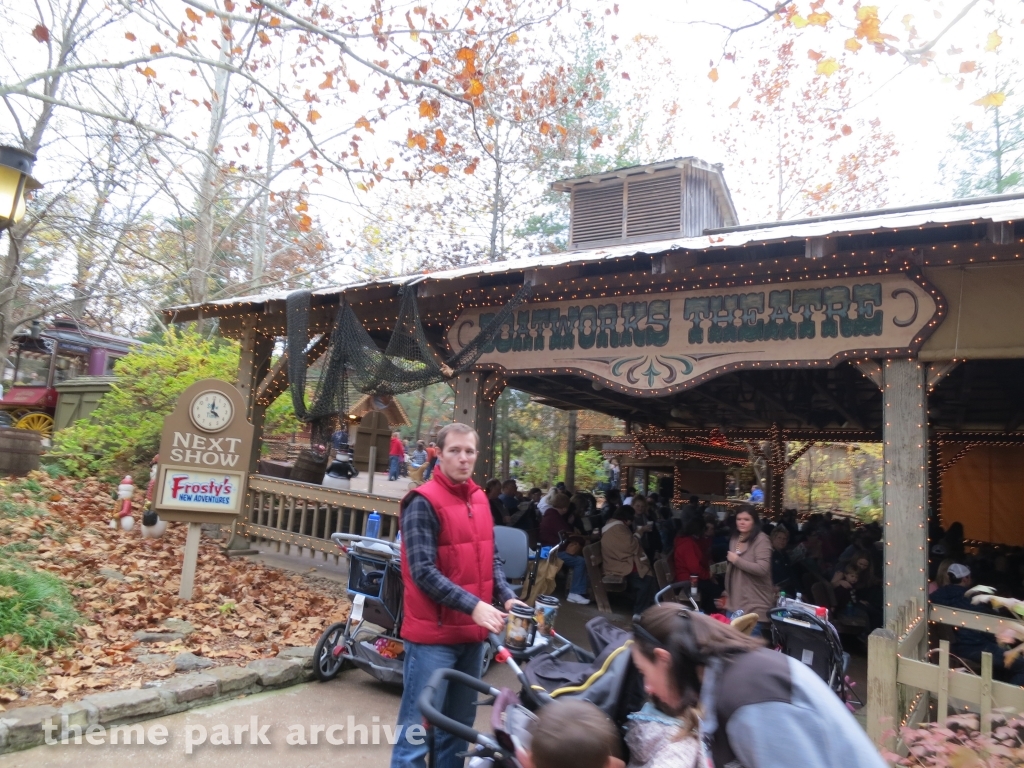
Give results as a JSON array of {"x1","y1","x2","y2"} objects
[{"x1": 553, "y1": 158, "x2": 739, "y2": 251}]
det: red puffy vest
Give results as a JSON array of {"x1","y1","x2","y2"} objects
[{"x1": 400, "y1": 470, "x2": 495, "y2": 645}]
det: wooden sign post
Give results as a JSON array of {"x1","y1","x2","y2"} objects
[{"x1": 153, "y1": 379, "x2": 254, "y2": 600}]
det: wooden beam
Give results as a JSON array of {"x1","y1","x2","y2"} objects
[
  {"x1": 453, "y1": 371, "x2": 504, "y2": 483},
  {"x1": 881, "y1": 359, "x2": 928, "y2": 628},
  {"x1": 805, "y1": 236, "x2": 838, "y2": 259},
  {"x1": 854, "y1": 360, "x2": 883, "y2": 389},
  {"x1": 926, "y1": 360, "x2": 959, "y2": 391},
  {"x1": 565, "y1": 411, "x2": 577, "y2": 491},
  {"x1": 866, "y1": 628, "x2": 898, "y2": 750},
  {"x1": 693, "y1": 389, "x2": 767, "y2": 426},
  {"x1": 812, "y1": 381, "x2": 865, "y2": 430},
  {"x1": 254, "y1": 333, "x2": 330, "y2": 407}
]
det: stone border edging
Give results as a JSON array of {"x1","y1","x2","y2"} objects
[{"x1": 0, "y1": 647, "x2": 315, "y2": 754}]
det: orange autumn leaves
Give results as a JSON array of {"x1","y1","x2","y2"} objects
[
  {"x1": 706, "y1": 2, "x2": 1012, "y2": 110},
  {"x1": 0, "y1": 473, "x2": 348, "y2": 710}
]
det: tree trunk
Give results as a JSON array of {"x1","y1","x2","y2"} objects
[
  {"x1": 190, "y1": 34, "x2": 233, "y2": 319},
  {"x1": 500, "y1": 395, "x2": 510, "y2": 480},
  {"x1": 0, "y1": 2, "x2": 78, "y2": 364},
  {"x1": 488, "y1": 125, "x2": 503, "y2": 262},
  {"x1": 564, "y1": 410, "x2": 577, "y2": 492},
  {"x1": 414, "y1": 387, "x2": 427, "y2": 442},
  {"x1": 251, "y1": 119, "x2": 277, "y2": 286}
]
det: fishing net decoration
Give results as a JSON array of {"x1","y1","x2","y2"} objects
[{"x1": 287, "y1": 282, "x2": 531, "y2": 452}]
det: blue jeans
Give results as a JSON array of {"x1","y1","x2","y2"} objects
[
  {"x1": 628, "y1": 572, "x2": 656, "y2": 614},
  {"x1": 558, "y1": 551, "x2": 589, "y2": 596},
  {"x1": 390, "y1": 640, "x2": 485, "y2": 768},
  {"x1": 388, "y1": 455, "x2": 400, "y2": 481}
]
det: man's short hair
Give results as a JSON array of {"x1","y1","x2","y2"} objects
[
  {"x1": 436, "y1": 422, "x2": 478, "y2": 451},
  {"x1": 502, "y1": 479, "x2": 517, "y2": 491},
  {"x1": 486, "y1": 478, "x2": 502, "y2": 493},
  {"x1": 529, "y1": 700, "x2": 620, "y2": 768}
]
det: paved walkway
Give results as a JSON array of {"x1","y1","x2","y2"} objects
[
  {"x1": 0, "y1": 667, "x2": 486, "y2": 768},
  {"x1": 344, "y1": 472, "x2": 416, "y2": 499}
]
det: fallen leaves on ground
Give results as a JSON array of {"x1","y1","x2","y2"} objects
[{"x1": 0, "y1": 472, "x2": 350, "y2": 710}]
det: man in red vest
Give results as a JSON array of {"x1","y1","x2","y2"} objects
[{"x1": 391, "y1": 422, "x2": 522, "y2": 768}]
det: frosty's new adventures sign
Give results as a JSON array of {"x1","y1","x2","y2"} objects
[
  {"x1": 154, "y1": 379, "x2": 253, "y2": 523},
  {"x1": 448, "y1": 271, "x2": 943, "y2": 395},
  {"x1": 160, "y1": 471, "x2": 240, "y2": 511}
]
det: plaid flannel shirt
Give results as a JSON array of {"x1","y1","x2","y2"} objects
[{"x1": 402, "y1": 494, "x2": 516, "y2": 616}]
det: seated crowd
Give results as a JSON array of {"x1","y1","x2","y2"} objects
[
  {"x1": 478, "y1": 473, "x2": 1024, "y2": 689},
  {"x1": 480, "y1": 478, "x2": 891, "y2": 635}
]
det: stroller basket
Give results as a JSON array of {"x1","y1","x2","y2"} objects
[
  {"x1": 347, "y1": 639, "x2": 405, "y2": 685},
  {"x1": 347, "y1": 553, "x2": 402, "y2": 631}
]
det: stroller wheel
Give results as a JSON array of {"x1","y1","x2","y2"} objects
[
  {"x1": 480, "y1": 642, "x2": 494, "y2": 677},
  {"x1": 314, "y1": 622, "x2": 350, "y2": 681}
]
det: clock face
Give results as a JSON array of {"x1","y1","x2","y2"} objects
[{"x1": 189, "y1": 391, "x2": 233, "y2": 432}]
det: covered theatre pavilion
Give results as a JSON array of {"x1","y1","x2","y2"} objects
[{"x1": 167, "y1": 161, "x2": 1024, "y2": 744}]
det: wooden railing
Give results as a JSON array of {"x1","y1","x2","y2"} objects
[
  {"x1": 238, "y1": 475, "x2": 401, "y2": 564},
  {"x1": 867, "y1": 597, "x2": 1024, "y2": 751}
]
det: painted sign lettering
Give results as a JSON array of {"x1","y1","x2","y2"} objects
[
  {"x1": 158, "y1": 468, "x2": 244, "y2": 515},
  {"x1": 449, "y1": 272, "x2": 942, "y2": 396}
]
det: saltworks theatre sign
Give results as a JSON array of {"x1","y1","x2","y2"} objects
[{"x1": 448, "y1": 271, "x2": 943, "y2": 396}]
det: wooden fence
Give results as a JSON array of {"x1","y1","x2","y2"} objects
[
  {"x1": 237, "y1": 475, "x2": 401, "y2": 564},
  {"x1": 867, "y1": 598, "x2": 1024, "y2": 752}
]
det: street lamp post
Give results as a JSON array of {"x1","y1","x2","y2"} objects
[{"x1": 0, "y1": 146, "x2": 42, "y2": 233}]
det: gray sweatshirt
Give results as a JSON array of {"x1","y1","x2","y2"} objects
[{"x1": 700, "y1": 649, "x2": 887, "y2": 768}]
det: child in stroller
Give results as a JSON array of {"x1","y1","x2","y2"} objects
[{"x1": 418, "y1": 616, "x2": 645, "y2": 767}]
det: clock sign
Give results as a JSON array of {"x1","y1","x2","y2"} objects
[
  {"x1": 190, "y1": 390, "x2": 233, "y2": 432},
  {"x1": 156, "y1": 379, "x2": 253, "y2": 524}
]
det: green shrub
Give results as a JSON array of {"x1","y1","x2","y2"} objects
[
  {"x1": 52, "y1": 328, "x2": 239, "y2": 478},
  {"x1": 52, "y1": 327, "x2": 303, "y2": 479},
  {"x1": 574, "y1": 447, "x2": 607, "y2": 492}
]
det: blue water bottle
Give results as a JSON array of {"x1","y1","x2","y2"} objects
[{"x1": 365, "y1": 511, "x2": 381, "y2": 540}]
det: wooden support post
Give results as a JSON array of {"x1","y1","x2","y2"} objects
[
  {"x1": 565, "y1": 410, "x2": 577, "y2": 492},
  {"x1": 881, "y1": 359, "x2": 929, "y2": 629},
  {"x1": 867, "y1": 628, "x2": 899, "y2": 751},
  {"x1": 179, "y1": 522, "x2": 203, "y2": 600},
  {"x1": 367, "y1": 446, "x2": 376, "y2": 494},
  {"x1": 227, "y1": 321, "x2": 274, "y2": 552},
  {"x1": 937, "y1": 639, "x2": 950, "y2": 721},
  {"x1": 452, "y1": 371, "x2": 504, "y2": 485},
  {"x1": 981, "y1": 651, "x2": 993, "y2": 734}
]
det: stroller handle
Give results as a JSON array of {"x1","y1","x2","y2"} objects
[
  {"x1": 330, "y1": 532, "x2": 400, "y2": 552},
  {"x1": 654, "y1": 581, "x2": 700, "y2": 611},
  {"x1": 418, "y1": 668, "x2": 503, "y2": 748}
]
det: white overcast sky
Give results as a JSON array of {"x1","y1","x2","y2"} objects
[{"x1": 3, "y1": 0, "x2": 1020, "y2": 282}]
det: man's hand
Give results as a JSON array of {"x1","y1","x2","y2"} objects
[
  {"x1": 504, "y1": 598, "x2": 529, "y2": 612},
  {"x1": 471, "y1": 601, "x2": 507, "y2": 634}
]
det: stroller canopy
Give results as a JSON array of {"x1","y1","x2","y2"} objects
[{"x1": 523, "y1": 617, "x2": 645, "y2": 724}]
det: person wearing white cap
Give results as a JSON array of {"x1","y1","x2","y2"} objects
[{"x1": 931, "y1": 563, "x2": 1024, "y2": 685}]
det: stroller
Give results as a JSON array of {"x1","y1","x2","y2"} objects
[
  {"x1": 313, "y1": 532, "x2": 406, "y2": 684},
  {"x1": 769, "y1": 600, "x2": 860, "y2": 705},
  {"x1": 313, "y1": 531, "x2": 495, "y2": 685},
  {"x1": 418, "y1": 617, "x2": 645, "y2": 767}
]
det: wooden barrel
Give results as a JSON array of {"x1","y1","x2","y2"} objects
[
  {"x1": 0, "y1": 427, "x2": 43, "y2": 476},
  {"x1": 290, "y1": 449, "x2": 329, "y2": 485}
]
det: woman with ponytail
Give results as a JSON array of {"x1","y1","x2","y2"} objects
[{"x1": 630, "y1": 605, "x2": 886, "y2": 768}]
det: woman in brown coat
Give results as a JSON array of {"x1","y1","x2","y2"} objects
[{"x1": 725, "y1": 506, "x2": 774, "y2": 638}]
